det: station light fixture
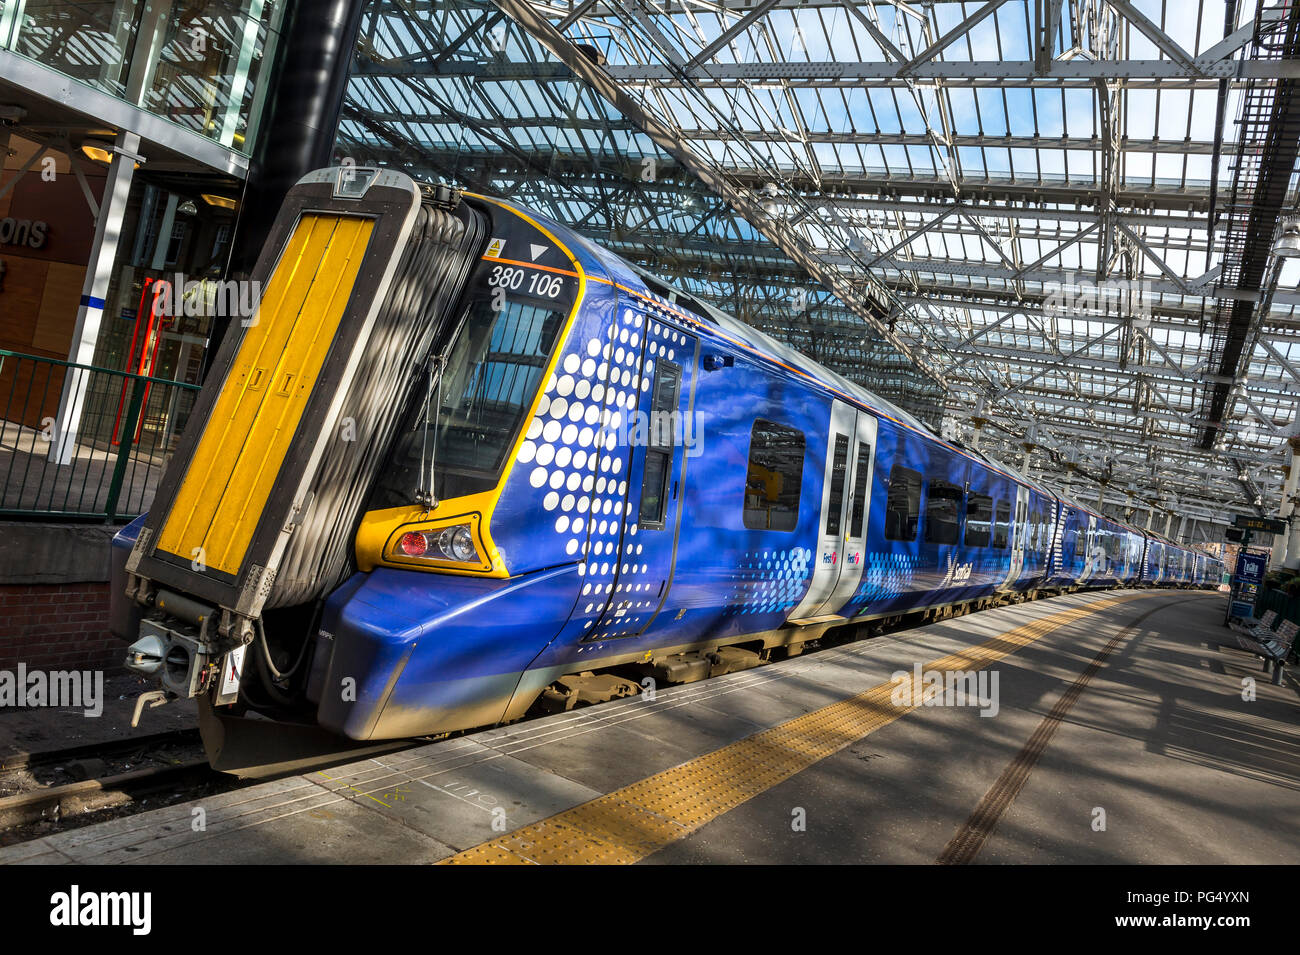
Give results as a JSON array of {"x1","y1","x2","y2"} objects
[
  {"x1": 81, "y1": 138, "x2": 142, "y2": 169},
  {"x1": 80, "y1": 140, "x2": 115, "y2": 163},
  {"x1": 1272, "y1": 219, "x2": 1300, "y2": 258}
]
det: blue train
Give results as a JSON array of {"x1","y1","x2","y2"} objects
[{"x1": 111, "y1": 167, "x2": 1223, "y2": 772}]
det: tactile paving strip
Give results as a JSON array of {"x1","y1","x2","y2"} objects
[{"x1": 443, "y1": 591, "x2": 1157, "y2": 864}]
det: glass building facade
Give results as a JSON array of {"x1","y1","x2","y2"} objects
[{"x1": 0, "y1": 0, "x2": 285, "y2": 153}]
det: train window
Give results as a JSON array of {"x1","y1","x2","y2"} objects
[
  {"x1": 924, "y1": 480, "x2": 964, "y2": 545},
  {"x1": 965, "y1": 494, "x2": 992, "y2": 546},
  {"x1": 640, "y1": 450, "x2": 670, "y2": 527},
  {"x1": 648, "y1": 363, "x2": 681, "y2": 449},
  {"x1": 884, "y1": 464, "x2": 921, "y2": 541},
  {"x1": 638, "y1": 362, "x2": 681, "y2": 528},
  {"x1": 825, "y1": 434, "x2": 850, "y2": 536},
  {"x1": 993, "y1": 500, "x2": 1011, "y2": 549},
  {"x1": 744, "y1": 419, "x2": 804, "y2": 532},
  {"x1": 1103, "y1": 527, "x2": 1120, "y2": 560},
  {"x1": 848, "y1": 444, "x2": 872, "y2": 539},
  {"x1": 370, "y1": 296, "x2": 566, "y2": 505}
]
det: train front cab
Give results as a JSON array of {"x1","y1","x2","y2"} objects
[{"x1": 305, "y1": 199, "x2": 637, "y2": 740}]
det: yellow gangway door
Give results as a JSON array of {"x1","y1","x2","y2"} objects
[{"x1": 156, "y1": 214, "x2": 374, "y2": 575}]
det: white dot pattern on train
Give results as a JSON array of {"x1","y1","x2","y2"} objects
[
  {"x1": 725, "y1": 548, "x2": 813, "y2": 616},
  {"x1": 515, "y1": 303, "x2": 688, "y2": 641},
  {"x1": 850, "y1": 551, "x2": 916, "y2": 610}
]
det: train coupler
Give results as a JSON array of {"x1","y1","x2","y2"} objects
[{"x1": 130, "y1": 689, "x2": 172, "y2": 728}]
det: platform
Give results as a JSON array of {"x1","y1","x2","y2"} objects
[{"x1": 2, "y1": 588, "x2": 1296, "y2": 865}]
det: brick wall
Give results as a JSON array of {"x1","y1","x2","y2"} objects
[{"x1": 0, "y1": 582, "x2": 121, "y2": 671}]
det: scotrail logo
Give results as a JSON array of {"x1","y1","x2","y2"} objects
[
  {"x1": 890, "y1": 663, "x2": 999, "y2": 717},
  {"x1": 938, "y1": 552, "x2": 973, "y2": 587}
]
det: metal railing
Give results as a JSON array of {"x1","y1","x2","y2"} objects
[{"x1": 0, "y1": 349, "x2": 201, "y2": 522}]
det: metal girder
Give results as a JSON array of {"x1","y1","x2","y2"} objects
[
  {"x1": 358, "y1": 58, "x2": 1300, "y2": 83},
  {"x1": 484, "y1": 0, "x2": 946, "y2": 384},
  {"x1": 613, "y1": 59, "x2": 1299, "y2": 82},
  {"x1": 897, "y1": 0, "x2": 1009, "y2": 75},
  {"x1": 337, "y1": 113, "x2": 1227, "y2": 154},
  {"x1": 682, "y1": 0, "x2": 782, "y2": 72},
  {"x1": 341, "y1": 0, "x2": 1300, "y2": 518}
]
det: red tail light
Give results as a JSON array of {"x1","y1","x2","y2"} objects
[{"x1": 398, "y1": 532, "x2": 428, "y2": 556}]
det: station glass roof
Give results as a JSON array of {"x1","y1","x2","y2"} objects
[{"x1": 339, "y1": 0, "x2": 1300, "y2": 536}]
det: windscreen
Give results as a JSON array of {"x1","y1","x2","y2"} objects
[{"x1": 369, "y1": 204, "x2": 580, "y2": 508}]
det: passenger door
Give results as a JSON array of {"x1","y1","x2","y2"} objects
[
  {"x1": 1002, "y1": 486, "x2": 1028, "y2": 590},
  {"x1": 585, "y1": 315, "x2": 698, "y2": 641},
  {"x1": 789, "y1": 402, "x2": 875, "y2": 622}
]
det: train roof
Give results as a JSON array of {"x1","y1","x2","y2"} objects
[{"x1": 490, "y1": 195, "x2": 1218, "y2": 561}]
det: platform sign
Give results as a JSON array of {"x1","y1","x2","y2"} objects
[
  {"x1": 1230, "y1": 551, "x2": 1268, "y2": 619},
  {"x1": 1232, "y1": 515, "x2": 1286, "y2": 535}
]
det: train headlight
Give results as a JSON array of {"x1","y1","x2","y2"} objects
[
  {"x1": 438, "y1": 525, "x2": 477, "y2": 562},
  {"x1": 383, "y1": 521, "x2": 485, "y2": 567}
]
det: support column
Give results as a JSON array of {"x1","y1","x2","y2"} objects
[
  {"x1": 1163, "y1": 511, "x2": 1173, "y2": 537},
  {"x1": 1176, "y1": 513, "x2": 1188, "y2": 542},
  {"x1": 1020, "y1": 438, "x2": 1037, "y2": 480},
  {"x1": 1286, "y1": 487, "x2": 1300, "y2": 570},
  {"x1": 205, "y1": 0, "x2": 367, "y2": 380},
  {"x1": 1272, "y1": 436, "x2": 1300, "y2": 570},
  {"x1": 1144, "y1": 507, "x2": 1153, "y2": 531},
  {"x1": 51, "y1": 131, "x2": 140, "y2": 466}
]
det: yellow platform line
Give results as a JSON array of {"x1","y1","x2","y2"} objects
[{"x1": 441, "y1": 591, "x2": 1157, "y2": 864}]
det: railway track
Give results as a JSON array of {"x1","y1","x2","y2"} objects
[
  {"x1": 0, "y1": 728, "x2": 201, "y2": 777},
  {"x1": 0, "y1": 729, "x2": 221, "y2": 838},
  {"x1": 0, "y1": 727, "x2": 428, "y2": 842},
  {"x1": 0, "y1": 586, "x2": 1206, "y2": 846}
]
